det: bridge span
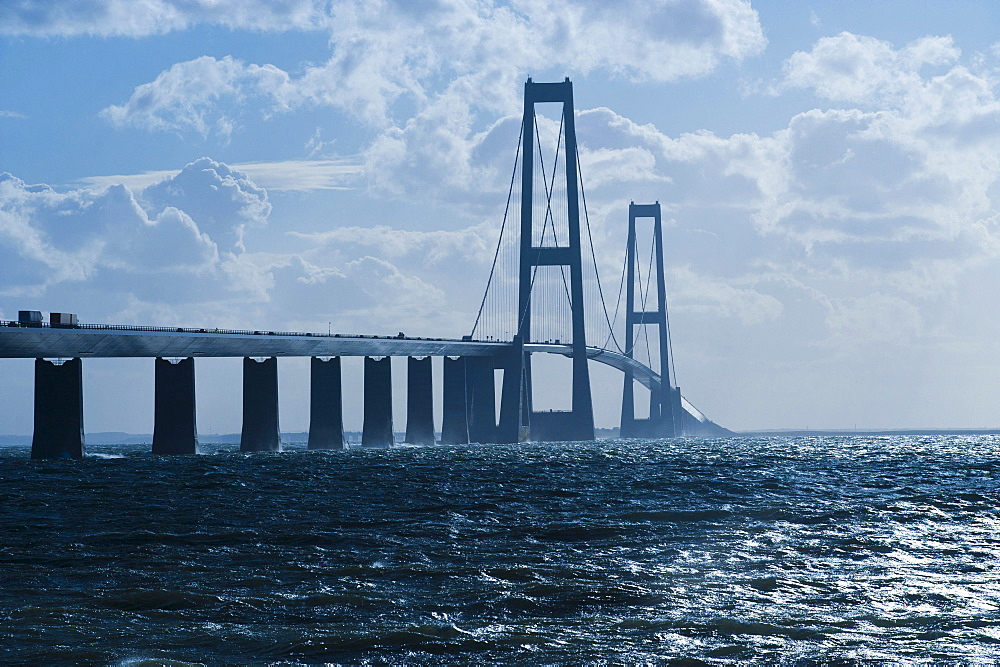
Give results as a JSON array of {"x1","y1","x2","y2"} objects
[
  {"x1": 0, "y1": 321, "x2": 662, "y2": 392},
  {"x1": 0, "y1": 320, "x2": 723, "y2": 460},
  {"x1": 3, "y1": 77, "x2": 731, "y2": 459}
]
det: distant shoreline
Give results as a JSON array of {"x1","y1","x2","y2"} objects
[
  {"x1": 4, "y1": 428, "x2": 1000, "y2": 446},
  {"x1": 742, "y1": 429, "x2": 1000, "y2": 437}
]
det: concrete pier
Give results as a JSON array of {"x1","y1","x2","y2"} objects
[
  {"x1": 671, "y1": 386, "x2": 683, "y2": 437},
  {"x1": 308, "y1": 357, "x2": 345, "y2": 450},
  {"x1": 152, "y1": 357, "x2": 198, "y2": 455},
  {"x1": 621, "y1": 361, "x2": 636, "y2": 437},
  {"x1": 362, "y1": 356, "x2": 394, "y2": 447},
  {"x1": 498, "y1": 337, "x2": 524, "y2": 443},
  {"x1": 440, "y1": 356, "x2": 469, "y2": 445},
  {"x1": 240, "y1": 357, "x2": 280, "y2": 452},
  {"x1": 405, "y1": 356, "x2": 434, "y2": 445},
  {"x1": 31, "y1": 357, "x2": 85, "y2": 460},
  {"x1": 466, "y1": 356, "x2": 497, "y2": 443}
]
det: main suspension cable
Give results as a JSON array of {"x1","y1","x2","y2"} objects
[
  {"x1": 664, "y1": 282, "x2": 678, "y2": 389},
  {"x1": 577, "y1": 142, "x2": 624, "y2": 354}
]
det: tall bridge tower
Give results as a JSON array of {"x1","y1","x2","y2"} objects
[
  {"x1": 620, "y1": 202, "x2": 681, "y2": 437},
  {"x1": 513, "y1": 77, "x2": 594, "y2": 442}
]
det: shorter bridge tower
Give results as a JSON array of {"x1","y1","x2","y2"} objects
[{"x1": 621, "y1": 202, "x2": 682, "y2": 438}]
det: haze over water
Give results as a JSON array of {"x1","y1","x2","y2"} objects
[{"x1": 2, "y1": 435, "x2": 999, "y2": 662}]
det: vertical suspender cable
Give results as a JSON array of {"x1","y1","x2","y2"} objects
[
  {"x1": 576, "y1": 142, "x2": 624, "y2": 354},
  {"x1": 470, "y1": 120, "x2": 523, "y2": 339}
]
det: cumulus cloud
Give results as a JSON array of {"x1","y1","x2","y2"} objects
[
  {"x1": 10, "y1": 2, "x2": 1000, "y2": 429},
  {"x1": 0, "y1": 0, "x2": 330, "y2": 37},
  {"x1": 534, "y1": 33, "x2": 1000, "y2": 297},
  {"x1": 79, "y1": 159, "x2": 363, "y2": 194},
  {"x1": 263, "y1": 250, "x2": 472, "y2": 337},
  {"x1": 0, "y1": 156, "x2": 490, "y2": 334},
  {"x1": 140, "y1": 157, "x2": 271, "y2": 252},
  {"x1": 101, "y1": 0, "x2": 766, "y2": 135},
  {"x1": 101, "y1": 56, "x2": 293, "y2": 137},
  {"x1": 280, "y1": 221, "x2": 508, "y2": 335},
  {"x1": 0, "y1": 159, "x2": 281, "y2": 322},
  {"x1": 761, "y1": 34, "x2": 1000, "y2": 261},
  {"x1": 783, "y1": 33, "x2": 961, "y2": 106},
  {"x1": 395, "y1": 29, "x2": 1000, "y2": 371},
  {"x1": 40, "y1": 25, "x2": 1000, "y2": 352},
  {"x1": 0, "y1": 172, "x2": 218, "y2": 297}
]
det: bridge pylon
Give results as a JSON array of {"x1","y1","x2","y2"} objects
[
  {"x1": 620, "y1": 202, "x2": 681, "y2": 438},
  {"x1": 504, "y1": 77, "x2": 594, "y2": 442}
]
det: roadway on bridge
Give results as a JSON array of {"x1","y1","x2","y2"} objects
[{"x1": 0, "y1": 322, "x2": 665, "y2": 391}]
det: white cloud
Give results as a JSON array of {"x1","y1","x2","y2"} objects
[
  {"x1": 101, "y1": 0, "x2": 766, "y2": 136},
  {"x1": 78, "y1": 168, "x2": 184, "y2": 194},
  {"x1": 0, "y1": 156, "x2": 498, "y2": 335},
  {"x1": 756, "y1": 34, "x2": 1000, "y2": 268},
  {"x1": 10, "y1": 3, "x2": 1000, "y2": 430},
  {"x1": 0, "y1": 159, "x2": 285, "y2": 322},
  {"x1": 101, "y1": 56, "x2": 293, "y2": 137},
  {"x1": 669, "y1": 265, "x2": 783, "y2": 325},
  {"x1": 140, "y1": 157, "x2": 271, "y2": 252},
  {"x1": 0, "y1": 0, "x2": 331, "y2": 37},
  {"x1": 291, "y1": 224, "x2": 495, "y2": 264},
  {"x1": 263, "y1": 250, "x2": 474, "y2": 338},
  {"x1": 79, "y1": 158, "x2": 363, "y2": 193},
  {"x1": 782, "y1": 32, "x2": 961, "y2": 107},
  {"x1": 363, "y1": 91, "x2": 517, "y2": 201},
  {"x1": 234, "y1": 159, "x2": 363, "y2": 192},
  {"x1": 0, "y1": 172, "x2": 220, "y2": 294},
  {"x1": 301, "y1": 41, "x2": 996, "y2": 352}
]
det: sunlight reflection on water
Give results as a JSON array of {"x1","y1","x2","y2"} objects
[{"x1": 1, "y1": 435, "x2": 999, "y2": 662}]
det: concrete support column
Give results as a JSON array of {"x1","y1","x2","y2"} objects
[
  {"x1": 466, "y1": 356, "x2": 497, "y2": 443},
  {"x1": 649, "y1": 386, "x2": 661, "y2": 422},
  {"x1": 440, "y1": 356, "x2": 469, "y2": 445},
  {"x1": 362, "y1": 356, "x2": 394, "y2": 447},
  {"x1": 241, "y1": 357, "x2": 280, "y2": 452},
  {"x1": 152, "y1": 357, "x2": 198, "y2": 455},
  {"x1": 405, "y1": 356, "x2": 434, "y2": 445},
  {"x1": 32, "y1": 358, "x2": 85, "y2": 460},
  {"x1": 308, "y1": 357, "x2": 345, "y2": 450},
  {"x1": 671, "y1": 386, "x2": 684, "y2": 437},
  {"x1": 620, "y1": 368, "x2": 636, "y2": 438},
  {"x1": 498, "y1": 337, "x2": 524, "y2": 443}
]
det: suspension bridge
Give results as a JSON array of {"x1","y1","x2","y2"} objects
[{"x1": 0, "y1": 77, "x2": 728, "y2": 459}]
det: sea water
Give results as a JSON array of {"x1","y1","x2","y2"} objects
[{"x1": 2, "y1": 435, "x2": 999, "y2": 663}]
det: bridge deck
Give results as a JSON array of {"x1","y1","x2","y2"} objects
[
  {"x1": 0, "y1": 322, "x2": 506, "y2": 359},
  {"x1": 0, "y1": 322, "x2": 731, "y2": 431},
  {"x1": 0, "y1": 321, "x2": 663, "y2": 391}
]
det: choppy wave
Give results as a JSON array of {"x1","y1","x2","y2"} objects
[{"x1": 2, "y1": 436, "x2": 1000, "y2": 662}]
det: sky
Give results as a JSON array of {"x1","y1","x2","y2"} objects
[{"x1": 2, "y1": 0, "x2": 1000, "y2": 435}]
